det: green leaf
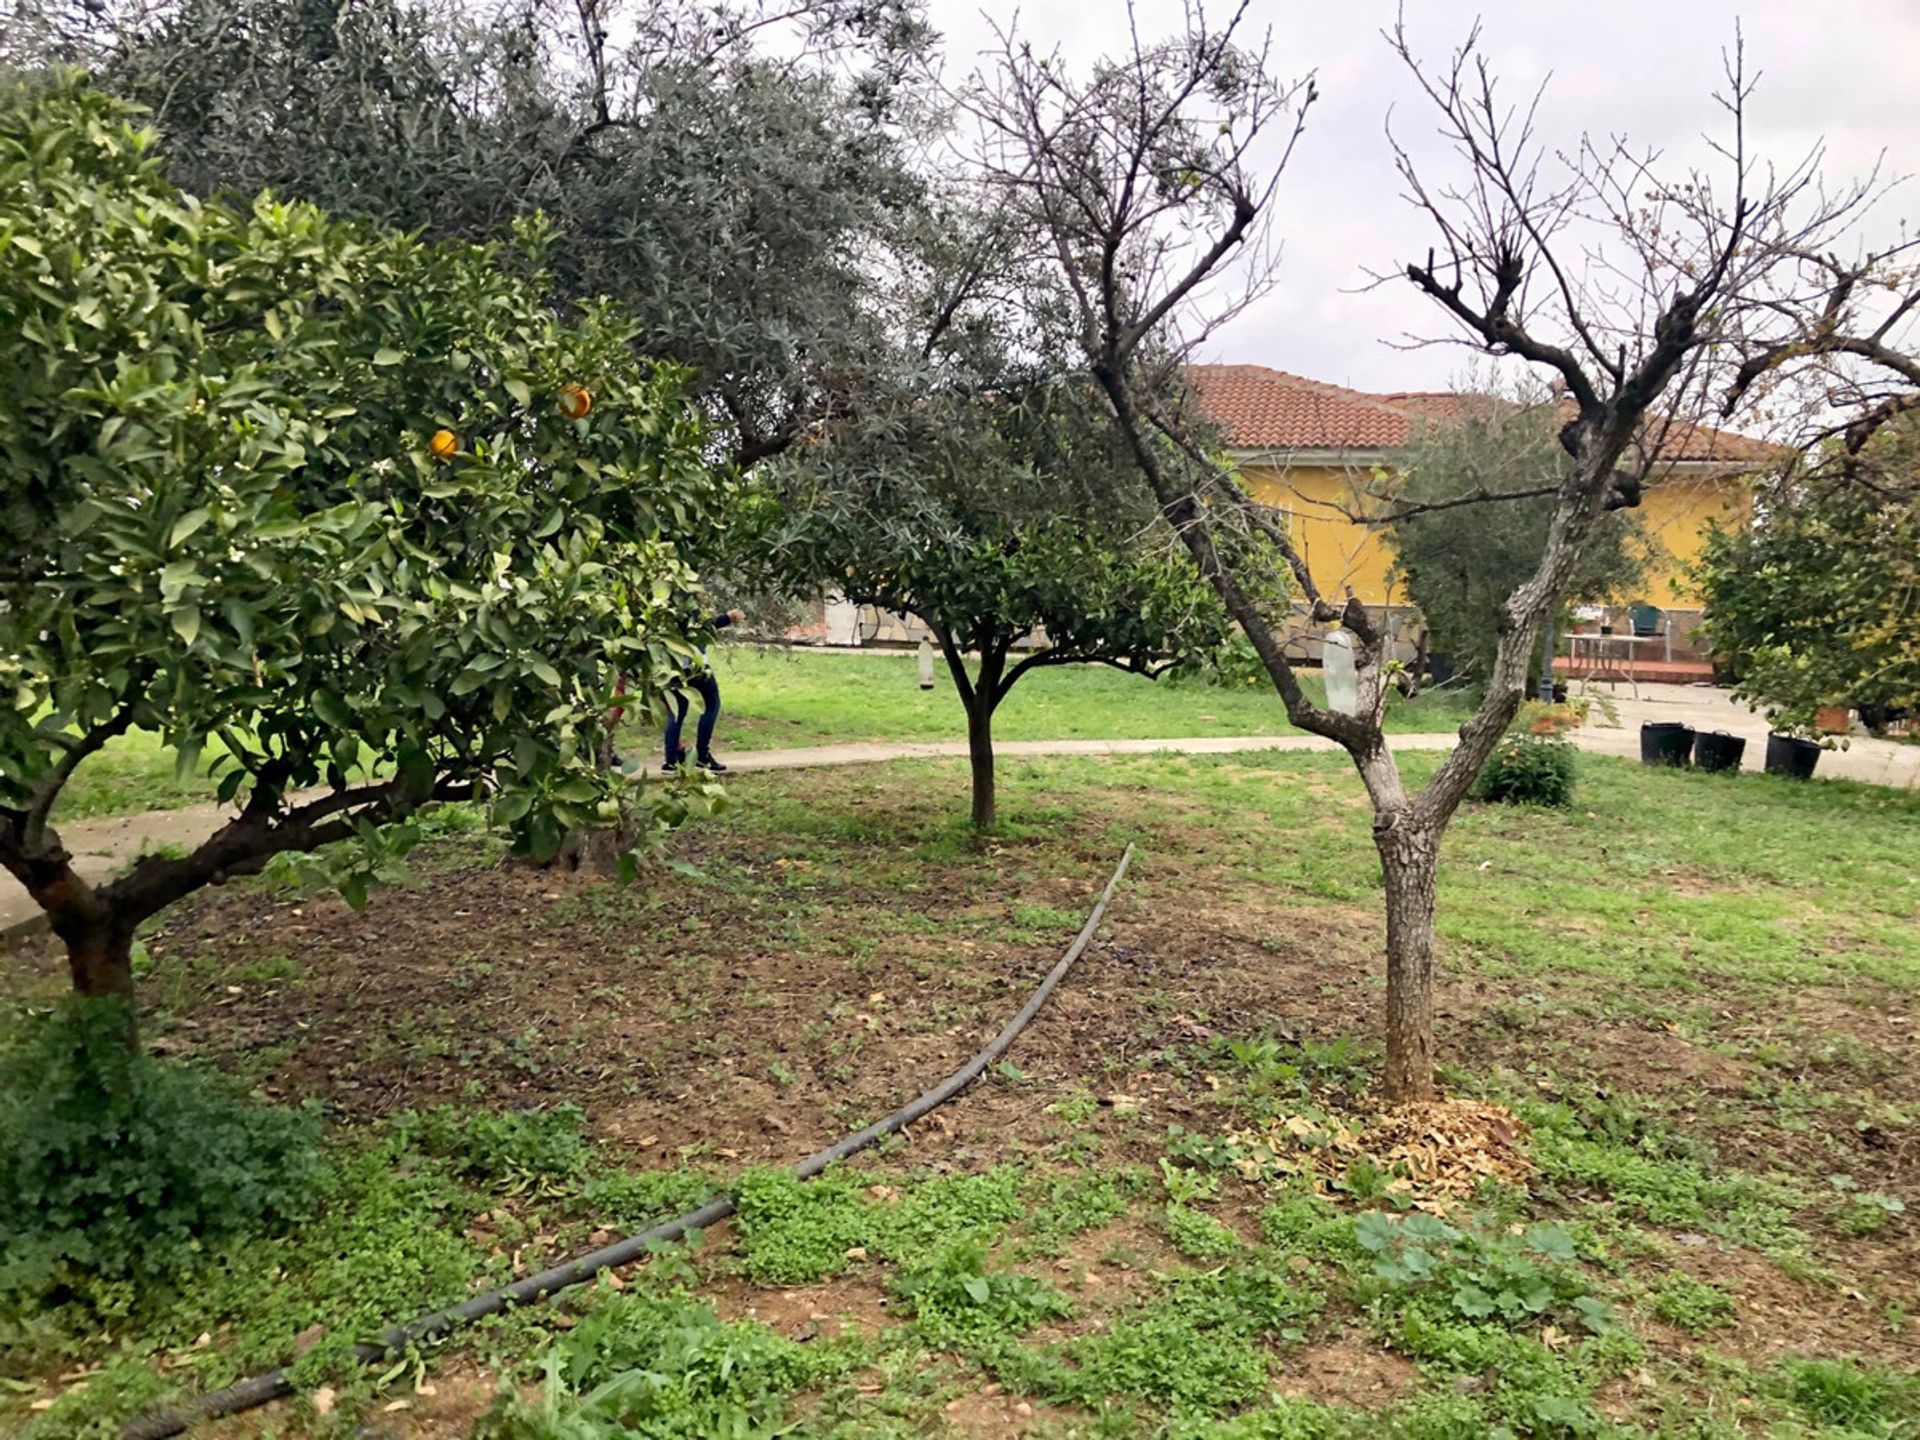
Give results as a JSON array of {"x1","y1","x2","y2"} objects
[
  {"x1": 505, "y1": 377, "x2": 532, "y2": 407},
  {"x1": 373, "y1": 347, "x2": 404, "y2": 366},
  {"x1": 170, "y1": 606, "x2": 202, "y2": 646},
  {"x1": 1450, "y1": 1284, "x2": 1495, "y2": 1318},
  {"x1": 1525, "y1": 1225, "x2": 1577, "y2": 1262},
  {"x1": 311, "y1": 689, "x2": 351, "y2": 730},
  {"x1": 159, "y1": 560, "x2": 201, "y2": 602},
  {"x1": 170, "y1": 508, "x2": 212, "y2": 547},
  {"x1": 962, "y1": 1276, "x2": 991, "y2": 1305}
]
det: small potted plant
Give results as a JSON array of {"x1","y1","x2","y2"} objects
[{"x1": 1813, "y1": 703, "x2": 1851, "y2": 736}]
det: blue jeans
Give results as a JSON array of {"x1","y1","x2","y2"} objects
[{"x1": 664, "y1": 671, "x2": 721, "y2": 763}]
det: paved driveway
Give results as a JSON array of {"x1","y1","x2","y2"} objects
[{"x1": 1565, "y1": 682, "x2": 1920, "y2": 788}]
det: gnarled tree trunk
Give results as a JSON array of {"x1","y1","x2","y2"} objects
[{"x1": 37, "y1": 870, "x2": 139, "y2": 1044}]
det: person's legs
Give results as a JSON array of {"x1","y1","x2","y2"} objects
[
  {"x1": 693, "y1": 671, "x2": 722, "y2": 764},
  {"x1": 663, "y1": 685, "x2": 690, "y2": 768}
]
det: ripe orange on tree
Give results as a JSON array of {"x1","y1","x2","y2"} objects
[
  {"x1": 429, "y1": 428, "x2": 458, "y2": 459},
  {"x1": 558, "y1": 383, "x2": 592, "y2": 419}
]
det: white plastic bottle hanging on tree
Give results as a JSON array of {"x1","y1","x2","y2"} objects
[{"x1": 1323, "y1": 629, "x2": 1360, "y2": 716}]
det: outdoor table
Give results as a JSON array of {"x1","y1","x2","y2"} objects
[{"x1": 1565, "y1": 632, "x2": 1662, "y2": 699}]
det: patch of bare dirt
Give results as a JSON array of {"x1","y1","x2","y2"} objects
[
  {"x1": 1274, "y1": 1335, "x2": 1418, "y2": 1408},
  {"x1": 706, "y1": 1271, "x2": 896, "y2": 1341},
  {"x1": 194, "y1": 1361, "x2": 505, "y2": 1440},
  {"x1": 934, "y1": 1386, "x2": 1063, "y2": 1435},
  {"x1": 1655, "y1": 1242, "x2": 1916, "y2": 1368}
]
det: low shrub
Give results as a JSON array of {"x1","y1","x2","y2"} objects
[
  {"x1": 1475, "y1": 731, "x2": 1577, "y2": 808},
  {"x1": 0, "y1": 1000, "x2": 321, "y2": 1316},
  {"x1": 1353, "y1": 1210, "x2": 1614, "y2": 1337}
]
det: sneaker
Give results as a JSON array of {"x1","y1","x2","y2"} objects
[
  {"x1": 696, "y1": 754, "x2": 729, "y2": 774},
  {"x1": 661, "y1": 748, "x2": 690, "y2": 775}
]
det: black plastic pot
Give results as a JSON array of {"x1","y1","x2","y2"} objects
[
  {"x1": 1692, "y1": 730, "x2": 1746, "y2": 774},
  {"x1": 1640, "y1": 722, "x2": 1696, "y2": 767},
  {"x1": 1765, "y1": 733, "x2": 1821, "y2": 780}
]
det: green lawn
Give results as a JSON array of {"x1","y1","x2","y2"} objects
[
  {"x1": 47, "y1": 727, "x2": 236, "y2": 823},
  {"x1": 7, "y1": 749, "x2": 1917, "y2": 1437},
  {"x1": 54, "y1": 647, "x2": 1474, "y2": 823},
  {"x1": 616, "y1": 643, "x2": 1472, "y2": 756}
]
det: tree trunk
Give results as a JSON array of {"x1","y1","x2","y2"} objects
[
  {"x1": 62, "y1": 914, "x2": 135, "y2": 999},
  {"x1": 966, "y1": 694, "x2": 996, "y2": 831},
  {"x1": 57, "y1": 912, "x2": 140, "y2": 1049},
  {"x1": 1376, "y1": 819, "x2": 1440, "y2": 1101}
]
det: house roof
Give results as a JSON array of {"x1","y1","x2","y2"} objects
[
  {"x1": 1185, "y1": 362, "x2": 1780, "y2": 467},
  {"x1": 1184, "y1": 364, "x2": 1418, "y2": 450}
]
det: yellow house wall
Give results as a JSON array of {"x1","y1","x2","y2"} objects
[
  {"x1": 1243, "y1": 465, "x2": 1403, "y2": 605},
  {"x1": 1241, "y1": 463, "x2": 1749, "y2": 611},
  {"x1": 1634, "y1": 476, "x2": 1750, "y2": 608}
]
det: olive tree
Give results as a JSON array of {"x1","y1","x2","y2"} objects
[
  {"x1": 0, "y1": 78, "x2": 729, "y2": 1020},
  {"x1": 1385, "y1": 390, "x2": 1654, "y2": 685},
  {"x1": 975, "y1": 5, "x2": 1867, "y2": 1098}
]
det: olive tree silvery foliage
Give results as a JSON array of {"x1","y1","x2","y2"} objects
[{"x1": 7, "y1": 0, "x2": 935, "y2": 467}]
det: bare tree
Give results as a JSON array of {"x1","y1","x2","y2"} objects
[
  {"x1": 1723, "y1": 236, "x2": 1920, "y2": 461},
  {"x1": 973, "y1": 3, "x2": 1867, "y2": 1099}
]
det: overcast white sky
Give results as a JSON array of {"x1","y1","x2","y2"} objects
[{"x1": 922, "y1": 0, "x2": 1919, "y2": 395}]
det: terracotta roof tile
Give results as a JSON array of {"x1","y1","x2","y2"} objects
[
  {"x1": 1185, "y1": 363, "x2": 1779, "y2": 467},
  {"x1": 1183, "y1": 364, "x2": 1415, "y2": 450}
]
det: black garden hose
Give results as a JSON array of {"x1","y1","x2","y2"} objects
[{"x1": 122, "y1": 844, "x2": 1135, "y2": 1439}]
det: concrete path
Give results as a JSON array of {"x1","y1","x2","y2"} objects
[{"x1": 6, "y1": 703, "x2": 1913, "y2": 938}]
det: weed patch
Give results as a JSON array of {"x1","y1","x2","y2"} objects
[
  {"x1": 731, "y1": 1166, "x2": 1024, "y2": 1285},
  {"x1": 889, "y1": 1239, "x2": 1073, "y2": 1345},
  {"x1": 1647, "y1": 1271, "x2": 1737, "y2": 1334},
  {"x1": 479, "y1": 1286, "x2": 857, "y2": 1439}
]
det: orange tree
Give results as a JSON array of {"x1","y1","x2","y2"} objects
[
  {"x1": 0, "y1": 77, "x2": 730, "y2": 1024},
  {"x1": 1697, "y1": 422, "x2": 1920, "y2": 733},
  {"x1": 761, "y1": 374, "x2": 1249, "y2": 830}
]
